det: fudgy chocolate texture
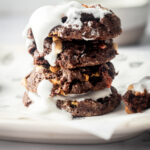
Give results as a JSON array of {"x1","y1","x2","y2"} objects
[
  {"x1": 123, "y1": 90, "x2": 150, "y2": 113},
  {"x1": 23, "y1": 87, "x2": 121, "y2": 117},
  {"x1": 55, "y1": 39, "x2": 117, "y2": 69},
  {"x1": 27, "y1": 4, "x2": 121, "y2": 41},
  {"x1": 49, "y1": 9, "x2": 122, "y2": 40},
  {"x1": 27, "y1": 29, "x2": 117, "y2": 69},
  {"x1": 24, "y1": 62, "x2": 116, "y2": 96}
]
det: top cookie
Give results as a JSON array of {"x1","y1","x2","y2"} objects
[{"x1": 50, "y1": 4, "x2": 122, "y2": 41}]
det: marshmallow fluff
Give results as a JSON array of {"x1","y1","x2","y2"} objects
[
  {"x1": 44, "y1": 41, "x2": 62, "y2": 66},
  {"x1": 25, "y1": 39, "x2": 34, "y2": 49},
  {"x1": 28, "y1": 91, "x2": 58, "y2": 114},
  {"x1": 132, "y1": 76, "x2": 150, "y2": 93},
  {"x1": 28, "y1": 79, "x2": 71, "y2": 118},
  {"x1": 53, "y1": 88, "x2": 112, "y2": 101},
  {"x1": 28, "y1": 79, "x2": 57, "y2": 114},
  {"x1": 24, "y1": 1, "x2": 111, "y2": 66},
  {"x1": 45, "y1": 43, "x2": 57, "y2": 66},
  {"x1": 28, "y1": 90, "x2": 72, "y2": 120},
  {"x1": 37, "y1": 79, "x2": 53, "y2": 98}
]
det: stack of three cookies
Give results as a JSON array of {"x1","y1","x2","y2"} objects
[{"x1": 23, "y1": 2, "x2": 122, "y2": 117}]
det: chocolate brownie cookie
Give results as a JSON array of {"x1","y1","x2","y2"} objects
[
  {"x1": 23, "y1": 87, "x2": 121, "y2": 117},
  {"x1": 27, "y1": 29, "x2": 118, "y2": 69},
  {"x1": 26, "y1": 3, "x2": 121, "y2": 43},
  {"x1": 123, "y1": 77, "x2": 150, "y2": 113},
  {"x1": 49, "y1": 5, "x2": 122, "y2": 40},
  {"x1": 23, "y1": 62, "x2": 116, "y2": 96}
]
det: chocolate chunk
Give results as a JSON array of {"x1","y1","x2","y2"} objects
[{"x1": 61, "y1": 16, "x2": 68, "y2": 23}]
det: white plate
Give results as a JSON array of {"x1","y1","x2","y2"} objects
[
  {"x1": 0, "y1": 45, "x2": 150, "y2": 144},
  {"x1": 0, "y1": 117, "x2": 145, "y2": 144}
]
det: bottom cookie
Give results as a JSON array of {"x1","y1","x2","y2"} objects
[{"x1": 23, "y1": 87, "x2": 121, "y2": 117}]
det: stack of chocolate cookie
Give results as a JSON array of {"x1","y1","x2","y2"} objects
[{"x1": 23, "y1": 2, "x2": 122, "y2": 117}]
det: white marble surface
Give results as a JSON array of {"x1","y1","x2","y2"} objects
[{"x1": 0, "y1": 13, "x2": 150, "y2": 149}]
